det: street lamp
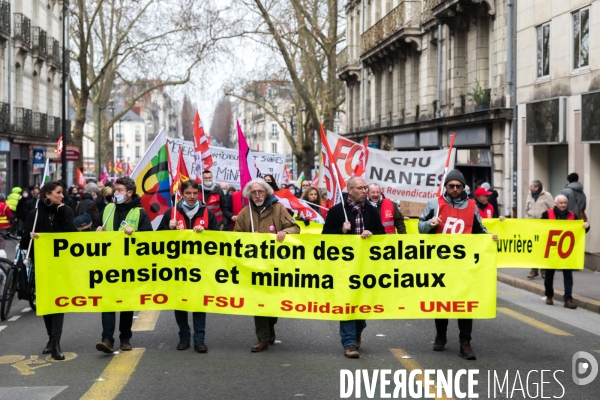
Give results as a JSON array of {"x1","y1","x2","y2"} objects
[
  {"x1": 118, "y1": 115, "x2": 131, "y2": 173},
  {"x1": 97, "y1": 101, "x2": 114, "y2": 175}
]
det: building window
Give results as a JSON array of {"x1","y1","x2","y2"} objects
[
  {"x1": 271, "y1": 123, "x2": 278, "y2": 138},
  {"x1": 334, "y1": 111, "x2": 341, "y2": 121},
  {"x1": 334, "y1": 125, "x2": 340, "y2": 134},
  {"x1": 573, "y1": 7, "x2": 590, "y2": 71},
  {"x1": 117, "y1": 147, "x2": 123, "y2": 159},
  {"x1": 273, "y1": 106, "x2": 277, "y2": 114},
  {"x1": 536, "y1": 22, "x2": 550, "y2": 78},
  {"x1": 135, "y1": 146, "x2": 140, "y2": 159},
  {"x1": 135, "y1": 127, "x2": 141, "y2": 141},
  {"x1": 271, "y1": 143, "x2": 277, "y2": 153}
]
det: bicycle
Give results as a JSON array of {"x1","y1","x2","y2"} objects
[{"x1": 0, "y1": 233, "x2": 35, "y2": 320}]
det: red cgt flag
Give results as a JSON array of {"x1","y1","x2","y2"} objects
[
  {"x1": 193, "y1": 111, "x2": 213, "y2": 176},
  {"x1": 76, "y1": 168, "x2": 87, "y2": 187},
  {"x1": 173, "y1": 148, "x2": 190, "y2": 195}
]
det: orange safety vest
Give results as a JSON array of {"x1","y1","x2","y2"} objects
[
  {"x1": 380, "y1": 198, "x2": 396, "y2": 234},
  {"x1": 174, "y1": 208, "x2": 208, "y2": 230},
  {"x1": 0, "y1": 203, "x2": 10, "y2": 229},
  {"x1": 436, "y1": 197, "x2": 476, "y2": 234},
  {"x1": 547, "y1": 208, "x2": 575, "y2": 220},
  {"x1": 205, "y1": 192, "x2": 223, "y2": 222}
]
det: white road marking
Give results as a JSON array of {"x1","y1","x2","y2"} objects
[
  {"x1": 0, "y1": 326, "x2": 6, "y2": 332},
  {"x1": 0, "y1": 386, "x2": 68, "y2": 400},
  {"x1": 8, "y1": 316, "x2": 20, "y2": 322},
  {"x1": 21, "y1": 307, "x2": 31, "y2": 312}
]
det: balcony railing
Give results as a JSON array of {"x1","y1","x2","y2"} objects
[
  {"x1": 0, "y1": 1, "x2": 10, "y2": 35},
  {"x1": 14, "y1": 13, "x2": 31, "y2": 46},
  {"x1": 422, "y1": 0, "x2": 441, "y2": 22},
  {"x1": 32, "y1": 27, "x2": 47, "y2": 55},
  {"x1": 0, "y1": 103, "x2": 9, "y2": 133},
  {"x1": 33, "y1": 112, "x2": 47, "y2": 137},
  {"x1": 337, "y1": 45, "x2": 360, "y2": 70},
  {"x1": 361, "y1": 2, "x2": 420, "y2": 54},
  {"x1": 15, "y1": 108, "x2": 32, "y2": 134}
]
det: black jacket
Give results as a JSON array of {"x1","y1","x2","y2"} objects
[
  {"x1": 322, "y1": 195, "x2": 385, "y2": 235},
  {"x1": 157, "y1": 201, "x2": 218, "y2": 231},
  {"x1": 75, "y1": 193, "x2": 99, "y2": 223},
  {"x1": 488, "y1": 190, "x2": 500, "y2": 218},
  {"x1": 93, "y1": 194, "x2": 153, "y2": 232},
  {"x1": 16, "y1": 196, "x2": 30, "y2": 220},
  {"x1": 20, "y1": 203, "x2": 78, "y2": 255}
]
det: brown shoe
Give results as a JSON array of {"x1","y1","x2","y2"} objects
[
  {"x1": 344, "y1": 345, "x2": 359, "y2": 358},
  {"x1": 527, "y1": 270, "x2": 539, "y2": 279},
  {"x1": 269, "y1": 326, "x2": 276, "y2": 345},
  {"x1": 546, "y1": 297, "x2": 553, "y2": 305},
  {"x1": 564, "y1": 300, "x2": 578, "y2": 309},
  {"x1": 433, "y1": 333, "x2": 447, "y2": 351},
  {"x1": 251, "y1": 340, "x2": 269, "y2": 352},
  {"x1": 120, "y1": 339, "x2": 133, "y2": 351},
  {"x1": 459, "y1": 340, "x2": 476, "y2": 360},
  {"x1": 541, "y1": 270, "x2": 546, "y2": 279},
  {"x1": 355, "y1": 334, "x2": 361, "y2": 350}
]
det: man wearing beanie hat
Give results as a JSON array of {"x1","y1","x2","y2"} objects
[
  {"x1": 418, "y1": 169, "x2": 497, "y2": 360},
  {"x1": 561, "y1": 173, "x2": 587, "y2": 220}
]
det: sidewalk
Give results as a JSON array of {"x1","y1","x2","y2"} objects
[{"x1": 498, "y1": 268, "x2": 600, "y2": 314}]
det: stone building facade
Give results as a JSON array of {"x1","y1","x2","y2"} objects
[
  {"x1": 516, "y1": 0, "x2": 599, "y2": 257},
  {"x1": 338, "y1": 0, "x2": 514, "y2": 215},
  {"x1": 0, "y1": 0, "x2": 68, "y2": 192}
]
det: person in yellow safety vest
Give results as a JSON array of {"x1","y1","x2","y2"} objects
[
  {"x1": 93, "y1": 176, "x2": 153, "y2": 354},
  {"x1": 0, "y1": 193, "x2": 14, "y2": 258},
  {"x1": 367, "y1": 183, "x2": 407, "y2": 234},
  {"x1": 201, "y1": 170, "x2": 232, "y2": 230},
  {"x1": 6, "y1": 186, "x2": 22, "y2": 212}
]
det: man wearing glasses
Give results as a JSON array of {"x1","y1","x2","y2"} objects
[
  {"x1": 234, "y1": 178, "x2": 300, "y2": 352},
  {"x1": 298, "y1": 180, "x2": 311, "y2": 198},
  {"x1": 418, "y1": 170, "x2": 497, "y2": 360},
  {"x1": 322, "y1": 177, "x2": 385, "y2": 358}
]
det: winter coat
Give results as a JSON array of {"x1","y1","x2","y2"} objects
[
  {"x1": 16, "y1": 196, "x2": 30, "y2": 220},
  {"x1": 6, "y1": 187, "x2": 22, "y2": 211},
  {"x1": 322, "y1": 195, "x2": 385, "y2": 235},
  {"x1": 234, "y1": 194, "x2": 300, "y2": 235},
  {"x1": 525, "y1": 190, "x2": 555, "y2": 219},
  {"x1": 93, "y1": 194, "x2": 153, "y2": 232},
  {"x1": 20, "y1": 202, "x2": 77, "y2": 256},
  {"x1": 418, "y1": 192, "x2": 490, "y2": 234},
  {"x1": 157, "y1": 200, "x2": 218, "y2": 231},
  {"x1": 561, "y1": 182, "x2": 587, "y2": 219},
  {"x1": 74, "y1": 193, "x2": 100, "y2": 224}
]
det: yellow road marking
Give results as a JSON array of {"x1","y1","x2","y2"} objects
[
  {"x1": 131, "y1": 311, "x2": 160, "y2": 331},
  {"x1": 81, "y1": 348, "x2": 145, "y2": 400},
  {"x1": 390, "y1": 348, "x2": 453, "y2": 400},
  {"x1": 497, "y1": 308, "x2": 572, "y2": 336}
]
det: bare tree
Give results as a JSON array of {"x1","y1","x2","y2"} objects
[
  {"x1": 226, "y1": 0, "x2": 344, "y2": 177},
  {"x1": 209, "y1": 96, "x2": 233, "y2": 148},
  {"x1": 69, "y1": 0, "x2": 230, "y2": 171}
]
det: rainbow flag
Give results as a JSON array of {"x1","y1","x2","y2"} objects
[{"x1": 131, "y1": 129, "x2": 170, "y2": 230}]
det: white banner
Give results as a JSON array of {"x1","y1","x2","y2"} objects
[
  {"x1": 165, "y1": 138, "x2": 286, "y2": 187},
  {"x1": 326, "y1": 131, "x2": 454, "y2": 203}
]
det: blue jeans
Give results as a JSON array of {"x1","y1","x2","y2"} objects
[
  {"x1": 174, "y1": 311, "x2": 206, "y2": 343},
  {"x1": 340, "y1": 320, "x2": 366, "y2": 348},
  {"x1": 101, "y1": 311, "x2": 134, "y2": 344}
]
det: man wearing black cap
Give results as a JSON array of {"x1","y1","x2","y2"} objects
[
  {"x1": 561, "y1": 173, "x2": 587, "y2": 220},
  {"x1": 418, "y1": 169, "x2": 497, "y2": 360}
]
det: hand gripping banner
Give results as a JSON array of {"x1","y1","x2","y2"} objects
[{"x1": 35, "y1": 231, "x2": 497, "y2": 319}]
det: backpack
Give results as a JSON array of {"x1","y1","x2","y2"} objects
[{"x1": 74, "y1": 199, "x2": 93, "y2": 231}]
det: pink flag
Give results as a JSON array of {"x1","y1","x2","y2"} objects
[
  {"x1": 100, "y1": 164, "x2": 110, "y2": 184},
  {"x1": 237, "y1": 121, "x2": 253, "y2": 192}
]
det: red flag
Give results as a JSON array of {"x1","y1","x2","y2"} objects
[
  {"x1": 310, "y1": 172, "x2": 319, "y2": 187},
  {"x1": 437, "y1": 133, "x2": 457, "y2": 198},
  {"x1": 319, "y1": 124, "x2": 346, "y2": 209},
  {"x1": 274, "y1": 189, "x2": 325, "y2": 223},
  {"x1": 351, "y1": 137, "x2": 369, "y2": 179},
  {"x1": 126, "y1": 162, "x2": 133, "y2": 176},
  {"x1": 173, "y1": 148, "x2": 190, "y2": 195},
  {"x1": 193, "y1": 111, "x2": 213, "y2": 175},
  {"x1": 76, "y1": 168, "x2": 87, "y2": 187},
  {"x1": 108, "y1": 160, "x2": 113, "y2": 173}
]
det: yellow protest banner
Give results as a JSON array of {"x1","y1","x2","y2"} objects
[
  {"x1": 484, "y1": 218, "x2": 586, "y2": 270},
  {"x1": 35, "y1": 231, "x2": 497, "y2": 319}
]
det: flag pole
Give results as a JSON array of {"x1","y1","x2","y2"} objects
[
  {"x1": 26, "y1": 158, "x2": 50, "y2": 259},
  {"x1": 435, "y1": 133, "x2": 457, "y2": 218}
]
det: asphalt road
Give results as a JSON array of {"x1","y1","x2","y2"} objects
[{"x1": 0, "y1": 279, "x2": 599, "y2": 400}]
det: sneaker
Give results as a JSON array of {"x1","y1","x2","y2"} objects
[
  {"x1": 96, "y1": 339, "x2": 114, "y2": 353},
  {"x1": 177, "y1": 339, "x2": 190, "y2": 350},
  {"x1": 356, "y1": 334, "x2": 362, "y2": 350},
  {"x1": 527, "y1": 270, "x2": 539, "y2": 279},
  {"x1": 564, "y1": 300, "x2": 578, "y2": 309},
  {"x1": 433, "y1": 333, "x2": 447, "y2": 351},
  {"x1": 459, "y1": 340, "x2": 476, "y2": 360},
  {"x1": 545, "y1": 297, "x2": 553, "y2": 305},
  {"x1": 344, "y1": 345, "x2": 359, "y2": 358},
  {"x1": 194, "y1": 341, "x2": 208, "y2": 353},
  {"x1": 120, "y1": 339, "x2": 133, "y2": 351}
]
